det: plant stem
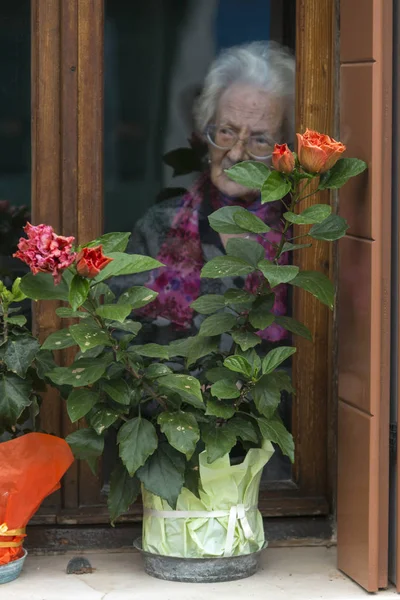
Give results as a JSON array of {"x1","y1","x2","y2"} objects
[{"x1": 274, "y1": 191, "x2": 298, "y2": 262}]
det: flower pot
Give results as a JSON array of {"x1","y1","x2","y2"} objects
[
  {"x1": 0, "y1": 548, "x2": 27, "y2": 584},
  {"x1": 134, "y1": 538, "x2": 267, "y2": 583},
  {"x1": 138, "y1": 443, "x2": 274, "y2": 582}
]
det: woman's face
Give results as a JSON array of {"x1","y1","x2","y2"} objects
[{"x1": 208, "y1": 84, "x2": 285, "y2": 200}]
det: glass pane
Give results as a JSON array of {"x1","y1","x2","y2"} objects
[
  {"x1": 104, "y1": 0, "x2": 296, "y2": 488},
  {"x1": 0, "y1": 2, "x2": 31, "y2": 327}
]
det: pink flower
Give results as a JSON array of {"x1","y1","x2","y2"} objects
[{"x1": 14, "y1": 223, "x2": 76, "y2": 284}]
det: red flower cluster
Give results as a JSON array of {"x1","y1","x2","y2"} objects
[
  {"x1": 14, "y1": 223, "x2": 76, "y2": 284},
  {"x1": 76, "y1": 246, "x2": 113, "y2": 279}
]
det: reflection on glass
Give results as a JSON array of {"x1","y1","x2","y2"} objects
[
  {"x1": 104, "y1": 0, "x2": 295, "y2": 486},
  {"x1": 0, "y1": 2, "x2": 31, "y2": 329}
]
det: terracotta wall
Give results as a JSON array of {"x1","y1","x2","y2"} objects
[{"x1": 337, "y1": 0, "x2": 392, "y2": 591}]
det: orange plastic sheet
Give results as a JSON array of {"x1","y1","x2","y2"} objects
[{"x1": 0, "y1": 433, "x2": 74, "y2": 564}]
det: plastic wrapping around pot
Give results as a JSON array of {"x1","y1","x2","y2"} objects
[{"x1": 142, "y1": 441, "x2": 274, "y2": 558}]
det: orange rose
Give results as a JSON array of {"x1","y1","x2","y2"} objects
[
  {"x1": 296, "y1": 129, "x2": 346, "y2": 174},
  {"x1": 76, "y1": 245, "x2": 113, "y2": 279},
  {"x1": 272, "y1": 143, "x2": 295, "y2": 174}
]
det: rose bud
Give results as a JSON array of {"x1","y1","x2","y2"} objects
[
  {"x1": 272, "y1": 143, "x2": 295, "y2": 174},
  {"x1": 76, "y1": 245, "x2": 113, "y2": 279}
]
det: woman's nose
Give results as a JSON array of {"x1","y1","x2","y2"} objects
[{"x1": 227, "y1": 138, "x2": 247, "y2": 163}]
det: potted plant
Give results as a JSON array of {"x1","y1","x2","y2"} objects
[
  {"x1": 0, "y1": 277, "x2": 47, "y2": 437},
  {"x1": 0, "y1": 277, "x2": 74, "y2": 584},
  {"x1": 15, "y1": 130, "x2": 366, "y2": 583}
]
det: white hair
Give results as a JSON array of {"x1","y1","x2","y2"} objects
[{"x1": 194, "y1": 41, "x2": 295, "y2": 142}]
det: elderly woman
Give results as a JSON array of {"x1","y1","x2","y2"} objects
[{"x1": 119, "y1": 41, "x2": 295, "y2": 346}]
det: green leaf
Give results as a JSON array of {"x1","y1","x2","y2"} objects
[
  {"x1": 225, "y1": 161, "x2": 271, "y2": 189},
  {"x1": 208, "y1": 206, "x2": 269, "y2": 235},
  {"x1": 275, "y1": 316, "x2": 312, "y2": 341},
  {"x1": 210, "y1": 379, "x2": 240, "y2": 400},
  {"x1": 3, "y1": 336, "x2": 40, "y2": 378},
  {"x1": 67, "y1": 389, "x2": 98, "y2": 422},
  {"x1": 224, "y1": 289, "x2": 255, "y2": 306},
  {"x1": 208, "y1": 206, "x2": 248, "y2": 234},
  {"x1": 309, "y1": 214, "x2": 349, "y2": 241},
  {"x1": 290, "y1": 270, "x2": 335, "y2": 309},
  {"x1": 223, "y1": 355, "x2": 252, "y2": 378},
  {"x1": 56, "y1": 307, "x2": 90, "y2": 319},
  {"x1": 226, "y1": 238, "x2": 265, "y2": 268},
  {"x1": 96, "y1": 304, "x2": 132, "y2": 323},
  {"x1": 47, "y1": 358, "x2": 108, "y2": 387},
  {"x1": 90, "y1": 282, "x2": 115, "y2": 304},
  {"x1": 167, "y1": 337, "x2": 193, "y2": 358},
  {"x1": 186, "y1": 336, "x2": 219, "y2": 368},
  {"x1": 284, "y1": 204, "x2": 331, "y2": 225},
  {"x1": 262, "y1": 346, "x2": 296, "y2": 374},
  {"x1": 318, "y1": 157, "x2": 367, "y2": 190},
  {"x1": 253, "y1": 375, "x2": 281, "y2": 418},
  {"x1": 205, "y1": 398, "x2": 236, "y2": 419},
  {"x1": 237, "y1": 348, "x2": 262, "y2": 376},
  {"x1": 261, "y1": 171, "x2": 291, "y2": 203},
  {"x1": 20, "y1": 272, "x2": 69, "y2": 300},
  {"x1": 102, "y1": 379, "x2": 131, "y2": 405},
  {"x1": 108, "y1": 462, "x2": 140, "y2": 525},
  {"x1": 233, "y1": 210, "x2": 270, "y2": 234},
  {"x1": 191, "y1": 295, "x2": 226, "y2": 315},
  {"x1": 134, "y1": 344, "x2": 169, "y2": 360},
  {"x1": 158, "y1": 374, "x2": 204, "y2": 409},
  {"x1": 205, "y1": 367, "x2": 238, "y2": 384},
  {"x1": 42, "y1": 328, "x2": 77, "y2": 351},
  {"x1": 110, "y1": 320, "x2": 142, "y2": 335},
  {"x1": 34, "y1": 349, "x2": 57, "y2": 380},
  {"x1": 281, "y1": 242, "x2": 312, "y2": 253},
  {"x1": 76, "y1": 345, "x2": 105, "y2": 360},
  {"x1": 199, "y1": 313, "x2": 237, "y2": 337},
  {"x1": 0, "y1": 373, "x2": 32, "y2": 426},
  {"x1": 85, "y1": 232, "x2": 131, "y2": 254},
  {"x1": 145, "y1": 364, "x2": 173, "y2": 379},
  {"x1": 5, "y1": 315, "x2": 26, "y2": 327},
  {"x1": 118, "y1": 416, "x2": 158, "y2": 476},
  {"x1": 137, "y1": 443, "x2": 186, "y2": 508},
  {"x1": 11, "y1": 278, "x2": 26, "y2": 302},
  {"x1": 202, "y1": 422, "x2": 237, "y2": 463},
  {"x1": 69, "y1": 323, "x2": 111, "y2": 352},
  {"x1": 117, "y1": 286, "x2": 158, "y2": 309},
  {"x1": 248, "y1": 294, "x2": 276, "y2": 329},
  {"x1": 201, "y1": 255, "x2": 254, "y2": 279},
  {"x1": 69, "y1": 275, "x2": 90, "y2": 311},
  {"x1": 257, "y1": 417, "x2": 295, "y2": 462},
  {"x1": 66, "y1": 428, "x2": 104, "y2": 459},
  {"x1": 158, "y1": 411, "x2": 200, "y2": 459},
  {"x1": 94, "y1": 252, "x2": 163, "y2": 282},
  {"x1": 258, "y1": 261, "x2": 299, "y2": 288},
  {"x1": 227, "y1": 416, "x2": 259, "y2": 444},
  {"x1": 267, "y1": 370, "x2": 295, "y2": 394},
  {"x1": 231, "y1": 330, "x2": 261, "y2": 351},
  {"x1": 89, "y1": 406, "x2": 119, "y2": 435}
]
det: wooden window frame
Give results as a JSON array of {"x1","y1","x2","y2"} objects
[{"x1": 30, "y1": 0, "x2": 337, "y2": 525}]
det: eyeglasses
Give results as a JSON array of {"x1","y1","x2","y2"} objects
[{"x1": 206, "y1": 124, "x2": 276, "y2": 160}]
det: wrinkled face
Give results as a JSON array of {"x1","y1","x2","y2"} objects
[{"x1": 208, "y1": 84, "x2": 285, "y2": 200}]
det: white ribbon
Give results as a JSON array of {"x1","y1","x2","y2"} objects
[{"x1": 143, "y1": 504, "x2": 256, "y2": 557}]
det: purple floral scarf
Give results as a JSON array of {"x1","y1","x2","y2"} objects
[{"x1": 138, "y1": 173, "x2": 289, "y2": 341}]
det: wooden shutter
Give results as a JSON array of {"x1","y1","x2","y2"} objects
[{"x1": 337, "y1": 0, "x2": 392, "y2": 591}]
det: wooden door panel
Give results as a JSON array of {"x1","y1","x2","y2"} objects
[
  {"x1": 338, "y1": 237, "x2": 373, "y2": 414},
  {"x1": 337, "y1": 0, "x2": 392, "y2": 591},
  {"x1": 338, "y1": 402, "x2": 379, "y2": 591}
]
